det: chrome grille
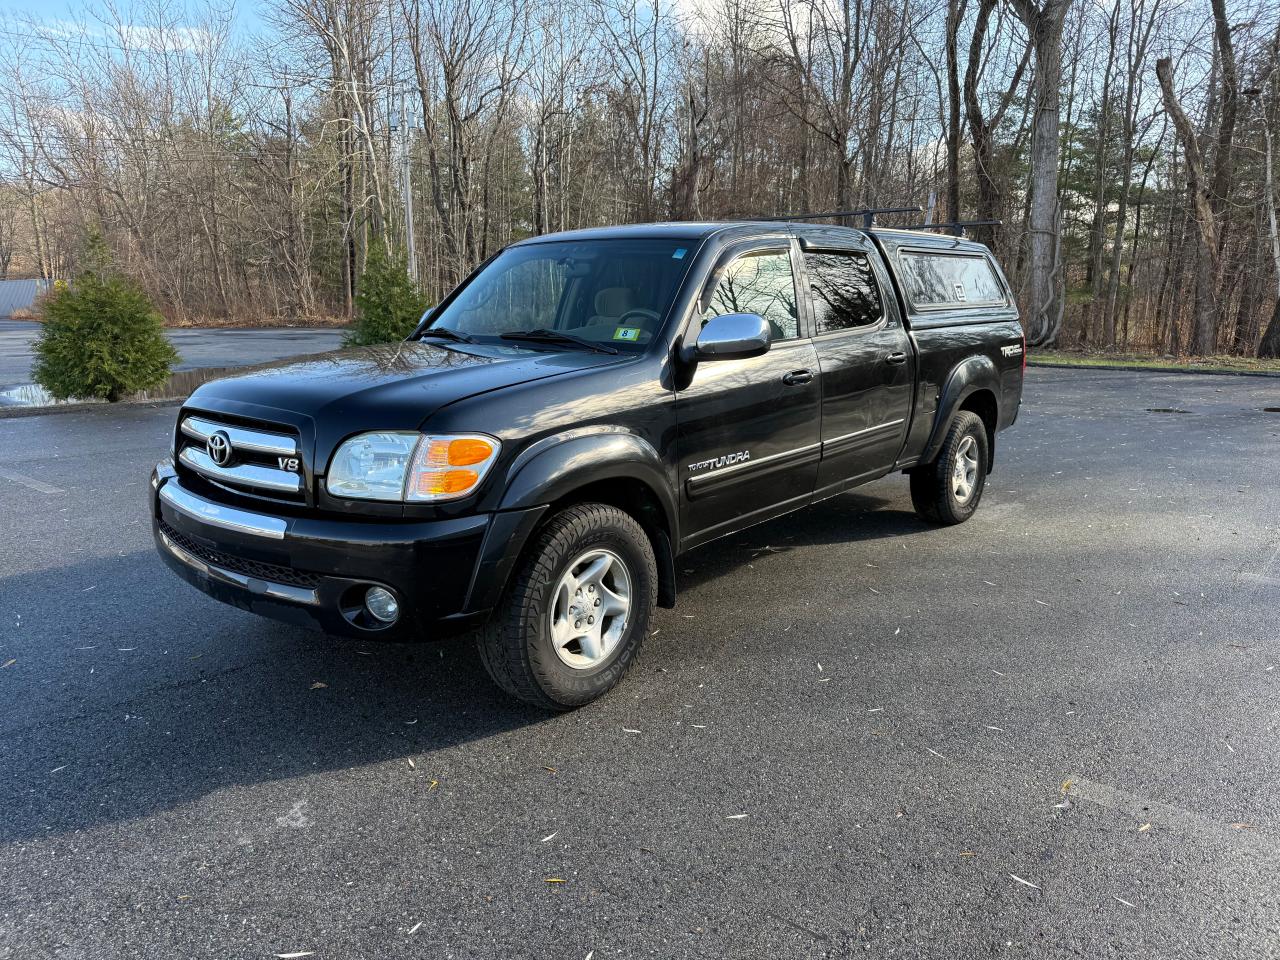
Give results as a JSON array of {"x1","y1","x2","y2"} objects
[{"x1": 176, "y1": 412, "x2": 304, "y2": 501}]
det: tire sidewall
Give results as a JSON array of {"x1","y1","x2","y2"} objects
[
  {"x1": 523, "y1": 512, "x2": 655, "y2": 707},
  {"x1": 941, "y1": 414, "x2": 988, "y2": 521}
]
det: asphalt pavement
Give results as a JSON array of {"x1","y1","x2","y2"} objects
[
  {"x1": 1, "y1": 368, "x2": 1278, "y2": 958},
  {"x1": 0, "y1": 319, "x2": 346, "y2": 391}
]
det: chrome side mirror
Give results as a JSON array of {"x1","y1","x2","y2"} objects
[{"x1": 694, "y1": 313, "x2": 771, "y2": 360}]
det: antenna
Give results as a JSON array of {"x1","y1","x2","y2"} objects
[{"x1": 756, "y1": 206, "x2": 923, "y2": 229}]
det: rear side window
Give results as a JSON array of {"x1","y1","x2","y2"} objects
[
  {"x1": 805, "y1": 251, "x2": 883, "y2": 333},
  {"x1": 900, "y1": 252, "x2": 1005, "y2": 308},
  {"x1": 701, "y1": 250, "x2": 799, "y2": 340}
]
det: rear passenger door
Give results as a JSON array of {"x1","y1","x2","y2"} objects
[
  {"x1": 675, "y1": 241, "x2": 821, "y2": 550},
  {"x1": 802, "y1": 243, "x2": 915, "y2": 494}
]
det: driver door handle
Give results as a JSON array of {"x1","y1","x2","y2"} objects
[
  {"x1": 782, "y1": 369, "x2": 813, "y2": 386},
  {"x1": 884, "y1": 351, "x2": 909, "y2": 365}
]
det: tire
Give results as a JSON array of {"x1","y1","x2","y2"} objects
[
  {"x1": 909, "y1": 411, "x2": 988, "y2": 525},
  {"x1": 476, "y1": 502, "x2": 657, "y2": 710}
]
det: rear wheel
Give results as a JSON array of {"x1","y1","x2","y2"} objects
[
  {"x1": 476, "y1": 503, "x2": 656, "y2": 709},
  {"x1": 909, "y1": 410, "x2": 988, "y2": 525}
]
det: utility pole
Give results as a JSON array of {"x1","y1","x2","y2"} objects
[{"x1": 401, "y1": 92, "x2": 417, "y2": 282}]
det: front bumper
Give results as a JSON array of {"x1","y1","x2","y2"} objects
[{"x1": 151, "y1": 465, "x2": 499, "y2": 640}]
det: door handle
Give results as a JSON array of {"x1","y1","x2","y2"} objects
[
  {"x1": 782, "y1": 369, "x2": 814, "y2": 386},
  {"x1": 884, "y1": 351, "x2": 909, "y2": 365}
]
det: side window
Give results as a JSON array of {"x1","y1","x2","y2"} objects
[
  {"x1": 805, "y1": 251, "x2": 883, "y2": 333},
  {"x1": 701, "y1": 250, "x2": 799, "y2": 341},
  {"x1": 900, "y1": 252, "x2": 1005, "y2": 308}
]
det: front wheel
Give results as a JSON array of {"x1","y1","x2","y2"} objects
[
  {"x1": 476, "y1": 503, "x2": 656, "y2": 710},
  {"x1": 909, "y1": 411, "x2": 988, "y2": 525}
]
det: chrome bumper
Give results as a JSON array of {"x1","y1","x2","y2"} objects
[{"x1": 158, "y1": 478, "x2": 287, "y2": 539}]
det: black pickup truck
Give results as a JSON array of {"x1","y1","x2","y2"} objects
[{"x1": 151, "y1": 220, "x2": 1024, "y2": 708}]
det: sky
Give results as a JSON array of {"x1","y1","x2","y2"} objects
[{"x1": 0, "y1": 0, "x2": 267, "y2": 38}]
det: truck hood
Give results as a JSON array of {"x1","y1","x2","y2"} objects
[{"x1": 183, "y1": 341, "x2": 624, "y2": 454}]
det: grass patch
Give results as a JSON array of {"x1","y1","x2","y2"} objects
[{"x1": 1029, "y1": 349, "x2": 1280, "y2": 375}]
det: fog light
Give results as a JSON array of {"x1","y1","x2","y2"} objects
[{"x1": 364, "y1": 586, "x2": 399, "y2": 623}]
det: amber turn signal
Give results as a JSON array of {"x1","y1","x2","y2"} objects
[{"x1": 405, "y1": 434, "x2": 499, "y2": 502}]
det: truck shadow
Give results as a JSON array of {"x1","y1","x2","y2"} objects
[
  {"x1": 673, "y1": 485, "x2": 923, "y2": 593},
  {"x1": 0, "y1": 550, "x2": 539, "y2": 846},
  {"x1": 0, "y1": 485, "x2": 917, "y2": 846}
]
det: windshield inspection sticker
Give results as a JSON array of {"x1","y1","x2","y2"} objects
[{"x1": 613, "y1": 327, "x2": 642, "y2": 342}]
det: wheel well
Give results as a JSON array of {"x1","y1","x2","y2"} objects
[
  {"x1": 546, "y1": 478, "x2": 677, "y2": 608},
  {"x1": 959, "y1": 389, "x2": 998, "y2": 471}
]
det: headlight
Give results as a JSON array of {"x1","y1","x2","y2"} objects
[{"x1": 325, "y1": 432, "x2": 500, "y2": 502}]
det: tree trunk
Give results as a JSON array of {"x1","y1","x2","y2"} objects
[{"x1": 1008, "y1": 0, "x2": 1072, "y2": 346}]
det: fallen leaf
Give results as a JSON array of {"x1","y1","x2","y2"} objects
[
  {"x1": 958, "y1": 851, "x2": 976, "y2": 857},
  {"x1": 541, "y1": 832, "x2": 558, "y2": 842},
  {"x1": 725, "y1": 814, "x2": 748, "y2": 820},
  {"x1": 408, "y1": 921, "x2": 423, "y2": 935},
  {"x1": 1138, "y1": 823, "x2": 1151, "y2": 832},
  {"x1": 1009, "y1": 874, "x2": 1040, "y2": 890},
  {"x1": 1230, "y1": 822, "x2": 1253, "y2": 830},
  {"x1": 407, "y1": 758, "x2": 415, "y2": 770},
  {"x1": 544, "y1": 878, "x2": 566, "y2": 884},
  {"x1": 428, "y1": 779, "x2": 439, "y2": 791},
  {"x1": 309, "y1": 681, "x2": 327, "y2": 690},
  {"x1": 622, "y1": 728, "x2": 641, "y2": 734},
  {"x1": 275, "y1": 953, "x2": 315, "y2": 959},
  {"x1": 543, "y1": 766, "x2": 557, "y2": 774},
  {"x1": 1, "y1": 659, "x2": 15, "y2": 669}
]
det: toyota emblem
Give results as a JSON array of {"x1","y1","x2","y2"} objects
[{"x1": 207, "y1": 430, "x2": 233, "y2": 466}]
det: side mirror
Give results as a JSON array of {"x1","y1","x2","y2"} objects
[{"x1": 694, "y1": 313, "x2": 771, "y2": 360}]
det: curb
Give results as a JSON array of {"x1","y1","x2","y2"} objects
[
  {"x1": 0, "y1": 397, "x2": 185, "y2": 420},
  {"x1": 1028, "y1": 360, "x2": 1280, "y2": 379}
]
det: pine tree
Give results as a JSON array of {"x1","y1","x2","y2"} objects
[
  {"x1": 345, "y1": 245, "x2": 430, "y2": 346},
  {"x1": 32, "y1": 239, "x2": 179, "y2": 402}
]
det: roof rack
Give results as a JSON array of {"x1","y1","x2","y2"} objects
[
  {"x1": 899, "y1": 219, "x2": 1001, "y2": 237},
  {"x1": 757, "y1": 206, "x2": 923, "y2": 229}
]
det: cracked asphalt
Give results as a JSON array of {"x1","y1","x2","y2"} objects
[{"x1": 1, "y1": 367, "x2": 1278, "y2": 958}]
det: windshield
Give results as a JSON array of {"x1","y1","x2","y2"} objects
[{"x1": 419, "y1": 238, "x2": 695, "y2": 352}]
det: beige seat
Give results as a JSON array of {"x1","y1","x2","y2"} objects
[{"x1": 590, "y1": 287, "x2": 635, "y2": 325}]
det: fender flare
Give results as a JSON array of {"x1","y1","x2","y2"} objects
[
  {"x1": 499, "y1": 429, "x2": 676, "y2": 533},
  {"x1": 466, "y1": 429, "x2": 679, "y2": 613},
  {"x1": 920, "y1": 356, "x2": 1001, "y2": 466}
]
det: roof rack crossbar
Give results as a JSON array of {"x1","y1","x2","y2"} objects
[
  {"x1": 902, "y1": 219, "x2": 1002, "y2": 237},
  {"x1": 758, "y1": 206, "x2": 923, "y2": 229}
]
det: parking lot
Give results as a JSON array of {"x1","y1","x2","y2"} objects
[
  {"x1": 0, "y1": 320, "x2": 345, "y2": 392},
  {"x1": 1, "y1": 367, "x2": 1278, "y2": 958}
]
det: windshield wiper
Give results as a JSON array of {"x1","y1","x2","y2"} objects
[
  {"x1": 499, "y1": 329, "x2": 618, "y2": 355},
  {"x1": 419, "y1": 327, "x2": 474, "y2": 344}
]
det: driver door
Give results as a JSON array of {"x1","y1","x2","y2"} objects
[{"x1": 675, "y1": 241, "x2": 821, "y2": 551}]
